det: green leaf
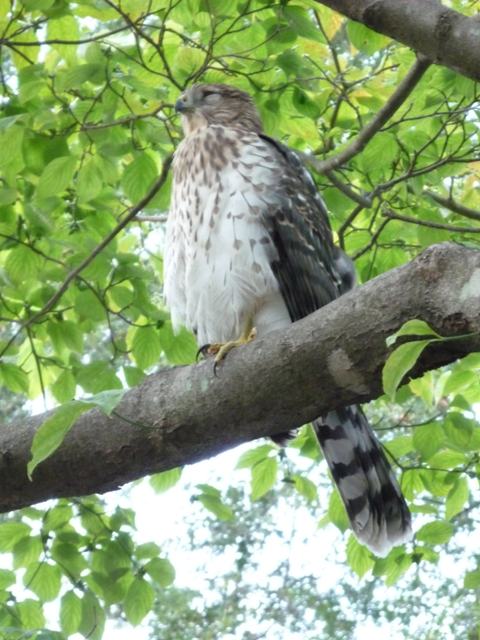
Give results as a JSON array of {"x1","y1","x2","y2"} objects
[
  {"x1": 251, "y1": 457, "x2": 277, "y2": 500},
  {"x1": 74, "y1": 290, "x2": 106, "y2": 322},
  {"x1": 416, "y1": 520, "x2": 454, "y2": 545},
  {"x1": 17, "y1": 598, "x2": 45, "y2": 629},
  {"x1": 386, "y1": 319, "x2": 441, "y2": 347},
  {"x1": 196, "y1": 483, "x2": 221, "y2": 497},
  {"x1": 24, "y1": 563, "x2": 62, "y2": 601},
  {"x1": 51, "y1": 370, "x2": 77, "y2": 403},
  {"x1": 347, "y1": 21, "x2": 389, "y2": 54},
  {"x1": 144, "y1": 557, "x2": 175, "y2": 587},
  {"x1": 77, "y1": 361, "x2": 123, "y2": 393},
  {"x1": 13, "y1": 535, "x2": 43, "y2": 568},
  {"x1": 56, "y1": 63, "x2": 103, "y2": 91},
  {"x1": 327, "y1": 489, "x2": 349, "y2": 532},
  {"x1": 445, "y1": 477, "x2": 469, "y2": 520},
  {"x1": 36, "y1": 156, "x2": 77, "y2": 200},
  {"x1": 5, "y1": 246, "x2": 41, "y2": 284},
  {"x1": 0, "y1": 522, "x2": 31, "y2": 552},
  {"x1": 283, "y1": 5, "x2": 324, "y2": 42},
  {"x1": 464, "y1": 569, "x2": 480, "y2": 589},
  {"x1": 289, "y1": 424, "x2": 321, "y2": 460},
  {"x1": 197, "y1": 493, "x2": 234, "y2": 521},
  {"x1": 124, "y1": 365, "x2": 145, "y2": 388},
  {"x1": 444, "y1": 413, "x2": 474, "y2": 450},
  {"x1": 159, "y1": 323, "x2": 197, "y2": 365},
  {"x1": 412, "y1": 422, "x2": 444, "y2": 460},
  {"x1": 47, "y1": 15, "x2": 79, "y2": 64},
  {"x1": 382, "y1": 340, "x2": 432, "y2": 400},
  {"x1": 0, "y1": 569, "x2": 15, "y2": 589},
  {"x1": 77, "y1": 158, "x2": 103, "y2": 203},
  {"x1": 236, "y1": 444, "x2": 275, "y2": 469},
  {"x1": 0, "y1": 362, "x2": 29, "y2": 395},
  {"x1": 28, "y1": 401, "x2": 92, "y2": 478},
  {"x1": 80, "y1": 590, "x2": 105, "y2": 640},
  {"x1": 292, "y1": 474, "x2": 318, "y2": 502},
  {"x1": 131, "y1": 325, "x2": 162, "y2": 369},
  {"x1": 60, "y1": 591, "x2": 83, "y2": 636},
  {"x1": 346, "y1": 534, "x2": 374, "y2": 576},
  {"x1": 86, "y1": 388, "x2": 127, "y2": 416},
  {"x1": 150, "y1": 467, "x2": 183, "y2": 493},
  {"x1": 123, "y1": 577, "x2": 155, "y2": 625},
  {"x1": 122, "y1": 155, "x2": 157, "y2": 203}
]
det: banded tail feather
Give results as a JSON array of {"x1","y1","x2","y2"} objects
[{"x1": 314, "y1": 406, "x2": 412, "y2": 557}]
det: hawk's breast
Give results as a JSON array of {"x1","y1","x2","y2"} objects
[{"x1": 164, "y1": 125, "x2": 289, "y2": 345}]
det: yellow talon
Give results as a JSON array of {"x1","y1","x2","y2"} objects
[
  {"x1": 199, "y1": 319, "x2": 256, "y2": 375},
  {"x1": 213, "y1": 327, "x2": 257, "y2": 364}
]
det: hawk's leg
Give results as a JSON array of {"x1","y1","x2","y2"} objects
[{"x1": 197, "y1": 318, "x2": 256, "y2": 374}]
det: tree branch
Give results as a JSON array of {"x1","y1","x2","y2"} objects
[
  {"x1": 382, "y1": 208, "x2": 480, "y2": 234},
  {"x1": 424, "y1": 190, "x2": 480, "y2": 223},
  {"x1": 1, "y1": 243, "x2": 479, "y2": 513},
  {"x1": 315, "y1": 0, "x2": 480, "y2": 81},
  {"x1": 306, "y1": 57, "x2": 431, "y2": 173}
]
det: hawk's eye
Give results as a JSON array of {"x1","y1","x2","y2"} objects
[{"x1": 202, "y1": 90, "x2": 221, "y2": 103}]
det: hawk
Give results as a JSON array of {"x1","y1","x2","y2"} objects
[{"x1": 164, "y1": 83, "x2": 412, "y2": 556}]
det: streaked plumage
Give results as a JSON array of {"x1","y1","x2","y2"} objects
[{"x1": 164, "y1": 83, "x2": 412, "y2": 556}]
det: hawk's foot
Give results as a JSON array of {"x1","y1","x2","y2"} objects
[{"x1": 197, "y1": 325, "x2": 257, "y2": 375}]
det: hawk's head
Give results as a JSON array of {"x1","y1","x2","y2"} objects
[{"x1": 175, "y1": 83, "x2": 263, "y2": 135}]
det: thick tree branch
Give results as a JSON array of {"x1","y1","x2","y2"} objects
[
  {"x1": 0, "y1": 243, "x2": 479, "y2": 513},
  {"x1": 315, "y1": 0, "x2": 480, "y2": 81}
]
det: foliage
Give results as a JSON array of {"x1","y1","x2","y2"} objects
[
  {"x1": 149, "y1": 478, "x2": 480, "y2": 640},
  {"x1": 0, "y1": 0, "x2": 479, "y2": 638}
]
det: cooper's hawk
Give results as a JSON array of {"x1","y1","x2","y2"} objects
[{"x1": 164, "y1": 83, "x2": 412, "y2": 556}]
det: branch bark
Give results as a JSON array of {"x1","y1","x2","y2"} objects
[
  {"x1": 1, "y1": 243, "x2": 479, "y2": 513},
  {"x1": 315, "y1": 0, "x2": 480, "y2": 81}
]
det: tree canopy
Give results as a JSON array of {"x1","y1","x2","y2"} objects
[{"x1": 0, "y1": 0, "x2": 479, "y2": 638}]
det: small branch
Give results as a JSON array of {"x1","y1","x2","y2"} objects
[
  {"x1": 352, "y1": 217, "x2": 391, "y2": 259},
  {"x1": 309, "y1": 56, "x2": 431, "y2": 173},
  {"x1": 80, "y1": 104, "x2": 171, "y2": 131},
  {"x1": 324, "y1": 170, "x2": 372, "y2": 208},
  {"x1": 0, "y1": 155, "x2": 173, "y2": 359},
  {"x1": 382, "y1": 208, "x2": 480, "y2": 234},
  {"x1": 423, "y1": 190, "x2": 480, "y2": 223},
  {"x1": 337, "y1": 203, "x2": 364, "y2": 248},
  {"x1": 0, "y1": 24, "x2": 131, "y2": 47}
]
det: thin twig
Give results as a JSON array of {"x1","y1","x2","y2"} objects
[{"x1": 324, "y1": 169, "x2": 372, "y2": 207}]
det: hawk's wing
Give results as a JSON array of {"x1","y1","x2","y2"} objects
[
  {"x1": 259, "y1": 135, "x2": 354, "y2": 322},
  {"x1": 258, "y1": 135, "x2": 411, "y2": 556}
]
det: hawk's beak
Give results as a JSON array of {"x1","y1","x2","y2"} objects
[{"x1": 175, "y1": 98, "x2": 186, "y2": 113}]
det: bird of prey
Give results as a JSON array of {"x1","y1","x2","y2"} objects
[{"x1": 164, "y1": 83, "x2": 412, "y2": 556}]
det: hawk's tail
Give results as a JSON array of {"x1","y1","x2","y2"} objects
[{"x1": 314, "y1": 405, "x2": 412, "y2": 557}]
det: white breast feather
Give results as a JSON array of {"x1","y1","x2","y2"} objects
[{"x1": 164, "y1": 127, "x2": 291, "y2": 345}]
